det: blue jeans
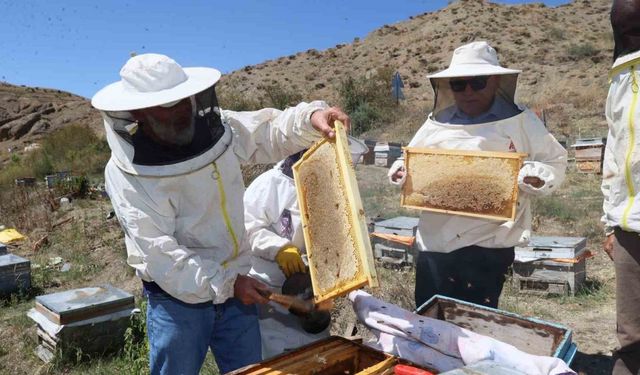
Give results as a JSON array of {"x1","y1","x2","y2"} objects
[{"x1": 146, "y1": 292, "x2": 261, "y2": 375}]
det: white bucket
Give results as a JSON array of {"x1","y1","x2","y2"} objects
[{"x1": 347, "y1": 136, "x2": 369, "y2": 166}]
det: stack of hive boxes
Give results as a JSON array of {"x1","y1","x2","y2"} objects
[
  {"x1": 28, "y1": 284, "x2": 136, "y2": 362},
  {"x1": 513, "y1": 236, "x2": 589, "y2": 296}
]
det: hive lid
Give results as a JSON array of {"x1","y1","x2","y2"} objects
[
  {"x1": 373, "y1": 216, "x2": 419, "y2": 231},
  {"x1": 570, "y1": 137, "x2": 606, "y2": 148},
  {"x1": 293, "y1": 121, "x2": 378, "y2": 303},
  {"x1": 0, "y1": 253, "x2": 29, "y2": 267},
  {"x1": 35, "y1": 284, "x2": 134, "y2": 325},
  {"x1": 401, "y1": 148, "x2": 527, "y2": 221}
]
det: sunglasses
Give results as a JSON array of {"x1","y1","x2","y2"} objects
[{"x1": 449, "y1": 76, "x2": 489, "y2": 92}]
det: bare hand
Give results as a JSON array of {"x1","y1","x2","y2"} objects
[
  {"x1": 311, "y1": 107, "x2": 351, "y2": 138},
  {"x1": 603, "y1": 234, "x2": 615, "y2": 261},
  {"x1": 523, "y1": 176, "x2": 545, "y2": 189},
  {"x1": 234, "y1": 275, "x2": 270, "y2": 305},
  {"x1": 391, "y1": 168, "x2": 405, "y2": 182}
]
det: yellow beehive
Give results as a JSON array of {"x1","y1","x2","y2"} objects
[
  {"x1": 401, "y1": 148, "x2": 526, "y2": 221},
  {"x1": 293, "y1": 121, "x2": 378, "y2": 303}
]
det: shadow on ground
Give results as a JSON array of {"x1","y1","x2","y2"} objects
[{"x1": 572, "y1": 351, "x2": 613, "y2": 375}]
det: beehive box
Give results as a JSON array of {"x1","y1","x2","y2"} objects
[
  {"x1": 570, "y1": 137, "x2": 606, "y2": 174},
  {"x1": 373, "y1": 142, "x2": 402, "y2": 167},
  {"x1": 416, "y1": 295, "x2": 576, "y2": 366},
  {"x1": 515, "y1": 236, "x2": 587, "y2": 261},
  {"x1": 401, "y1": 148, "x2": 526, "y2": 221},
  {"x1": 371, "y1": 216, "x2": 419, "y2": 266},
  {"x1": 35, "y1": 284, "x2": 135, "y2": 325},
  {"x1": 513, "y1": 236, "x2": 588, "y2": 296},
  {"x1": 362, "y1": 139, "x2": 377, "y2": 165},
  {"x1": 229, "y1": 336, "x2": 438, "y2": 375},
  {"x1": 293, "y1": 121, "x2": 378, "y2": 303},
  {"x1": 0, "y1": 253, "x2": 31, "y2": 295}
]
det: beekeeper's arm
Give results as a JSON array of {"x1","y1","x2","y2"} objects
[
  {"x1": 244, "y1": 172, "x2": 305, "y2": 276},
  {"x1": 223, "y1": 102, "x2": 350, "y2": 164},
  {"x1": 517, "y1": 111, "x2": 568, "y2": 196},
  {"x1": 113, "y1": 186, "x2": 267, "y2": 305}
]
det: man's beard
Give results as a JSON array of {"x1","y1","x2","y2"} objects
[{"x1": 146, "y1": 116, "x2": 195, "y2": 146}]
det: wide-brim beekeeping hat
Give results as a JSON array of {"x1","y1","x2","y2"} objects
[
  {"x1": 427, "y1": 41, "x2": 521, "y2": 79},
  {"x1": 92, "y1": 53, "x2": 221, "y2": 112},
  {"x1": 427, "y1": 41, "x2": 521, "y2": 117}
]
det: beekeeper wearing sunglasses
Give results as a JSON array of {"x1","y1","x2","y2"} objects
[
  {"x1": 91, "y1": 53, "x2": 349, "y2": 375},
  {"x1": 388, "y1": 41, "x2": 567, "y2": 309}
]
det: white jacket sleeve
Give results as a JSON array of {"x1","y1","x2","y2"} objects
[
  {"x1": 223, "y1": 101, "x2": 328, "y2": 165},
  {"x1": 113, "y1": 186, "x2": 238, "y2": 304},
  {"x1": 517, "y1": 112, "x2": 568, "y2": 196},
  {"x1": 244, "y1": 172, "x2": 291, "y2": 261}
]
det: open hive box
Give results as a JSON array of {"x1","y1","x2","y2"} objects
[
  {"x1": 230, "y1": 336, "x2": 437, "y2": 375},
  {"x1": 416, "y1": 295, "x2": 576, "y2": 365},
  {"x1": 293, "y1": 121, "x2": 378, "y2": 304},
  {"x1": 401, "y1": 148, "x2": 526, "y2": 221}
]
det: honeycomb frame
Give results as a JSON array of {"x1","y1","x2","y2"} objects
[
  {"x1": 293, "y1": 121, "x2": 378, "y2": 303},
  {"x1": 401, "y1": 147, "x2": 527, "y2": 221}
]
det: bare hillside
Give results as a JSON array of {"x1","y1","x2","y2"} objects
[
  {"x1": 219, "y1": 0, "x2": 613, "y2": 140},
  {"x1": 0, "y1": 83, "x2": 103, "y2": 163}
]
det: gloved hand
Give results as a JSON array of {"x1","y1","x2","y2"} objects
[
  {"x1": 275, "y1": 245, "x2": 306, "y2": 277},
  {"x1": 518, "y1": 162, "x2": 551, "y2": 195},
  {"x1": 388, "y1": 159, "x2": 406, "y2": 186}
]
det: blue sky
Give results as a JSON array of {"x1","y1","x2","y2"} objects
[{"x1": 1, "y1": 0, "x2": 569, "y2": 99}]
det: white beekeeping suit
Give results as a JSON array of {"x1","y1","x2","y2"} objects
[
  {"x1": 602, "y1": 50, "x2": 640, "y2": 234},
  {"x1": 93, "y1": 55, "x2": 328, "y2": 305},
  {"x1": 245, "y1": 157, "x2": 329, "y2": 359},
  {"x1": 388, "y1": 42, "x2": 567, "y2": 254},
  {"x1": 389, "y1": 108, "x2": 567, "y2": 253}
]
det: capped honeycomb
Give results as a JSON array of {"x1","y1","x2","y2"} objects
[
  {"x1": 293, "y1": 122, "x2": 377, "y2": 303},
  {"x1": 402, "y1": 148, "x2": 525, "y2": 221}
]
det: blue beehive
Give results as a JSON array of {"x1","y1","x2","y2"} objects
[
  {"x1": 0, "y1": 253, "x2": 31, "y2": 295},
  {"x1": 416, "y1": 295, "x2": 577, "y2": 367}
]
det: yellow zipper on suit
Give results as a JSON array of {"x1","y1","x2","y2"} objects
[
  {"x1": 621, "y1": 65, "x2": 639, "y2": 230},
  {"x1": 212, "y1": 162, "x2": 239, "y2": 267}
]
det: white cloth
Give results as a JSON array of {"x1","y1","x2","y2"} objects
[
  {"x1": 244, "y1": 164, "x2": 328, "y2": 358},
  {"x1": 104, "y1": 101, "x2": 327, "y2": 304},
  {"x1": 388, "y1": 108, "x2": 567, "y2": 253},
  {"x1": 349, "y1": 290, "x2": 575, "y2": 375},
  {"x1": 602, "y1": 50, "x2": 640, "y2": 234}
]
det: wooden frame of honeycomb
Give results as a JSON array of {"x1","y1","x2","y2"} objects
[
  {"x1": 293, "y1": 121, "x2": 378, "y2": 304},
  {"x1": 401, "y1": 148, "x2": 527, "y2": 221}
]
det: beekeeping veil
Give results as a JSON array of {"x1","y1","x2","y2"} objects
[
  {"x1": 427, "y1": 41, "x2": 522, "y2": 120},
  {"x1": 91, "y1": 53, "x2": 230, "y2": 177}
]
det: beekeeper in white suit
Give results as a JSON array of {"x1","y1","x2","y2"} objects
[
  {"x1": 389, "y1": 41, "x2": 567, "y2": 309},
  {"x1": 91, "y1": 53, "x2": 349, "y2": 375},
  {"x1": 244, "y1": 150, "x2": 330, "y2": 359}
]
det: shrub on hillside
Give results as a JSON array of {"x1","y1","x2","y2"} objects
[
  {"x1": 0, "y1": 124, "x2": 109, "y2": 186},
  {"x1": 259, "y1": 83, "x2": 303, "y2": 110},
  {"x1": 338, "y1": 67, "x2": 398, "y2": 135},
  {"x1": 217, "y1": 87, "x2": 262, "y2": 111},
  {"x1": 568, "y1": 43, "x2": 597, "y2": 59}
]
